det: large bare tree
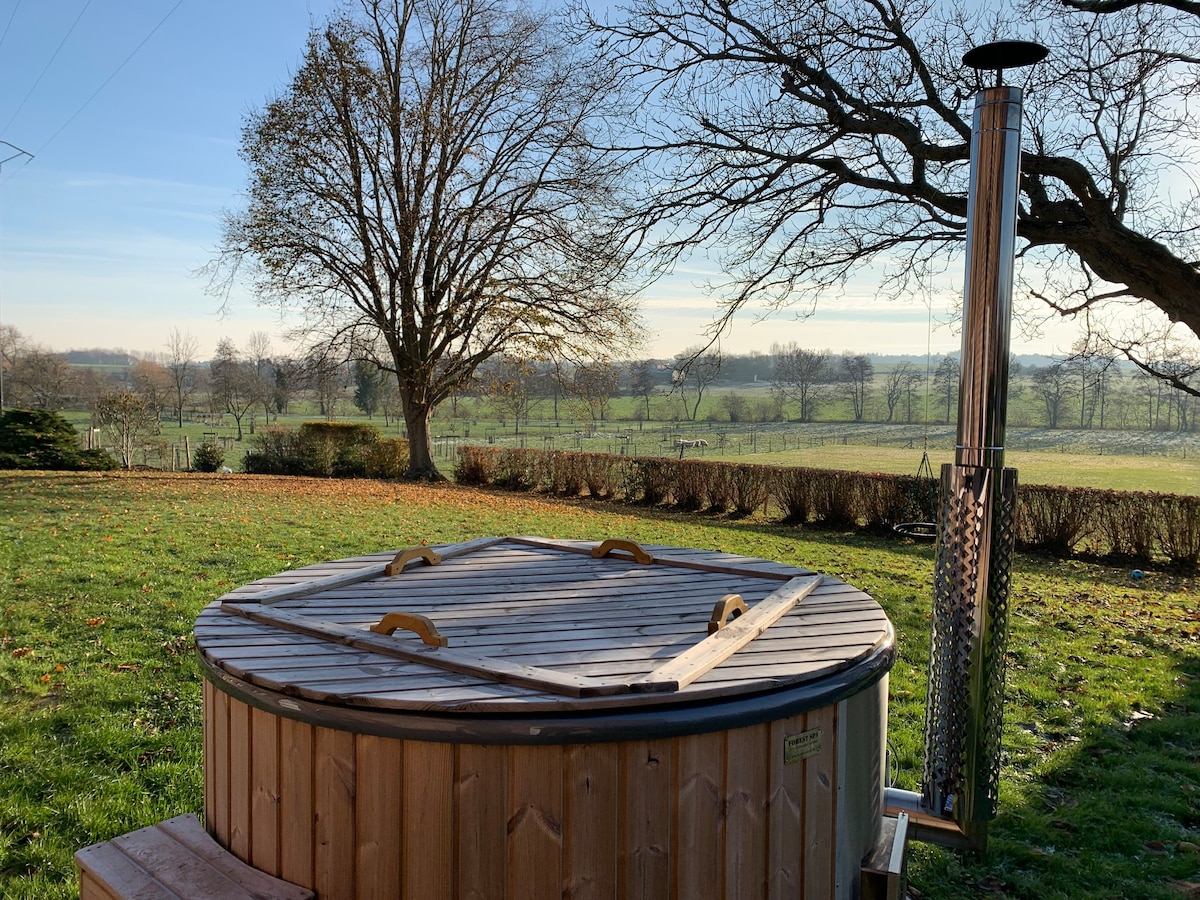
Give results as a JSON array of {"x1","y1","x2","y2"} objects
[
  {"x1": 212, "y1": 0, "x2": 638, "y2": 479},
  {"x1": 590, "y1": 0, "x2": 1200, "y2": 385}
]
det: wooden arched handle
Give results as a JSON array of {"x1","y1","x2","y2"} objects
[
  {"x1": 369, "y1": 612, "x2": 448, "y2": 647},
  {"x1": 590, "y1": 539, "x2": 654, "y2": 565},
  {"x1": 385, "y1": 546, "x2": 443, "y2": 576},
  {"x1": 708, "y1": 594, "x2": 748, "y2": 634}
]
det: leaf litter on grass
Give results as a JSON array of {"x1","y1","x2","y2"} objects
[{"x1": 1, "y1": 470, "x2": 1198, "y2": 899}]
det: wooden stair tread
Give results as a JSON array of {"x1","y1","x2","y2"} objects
[{"x1": 76, "y1": 814, "x2": 312, "y2": 900}]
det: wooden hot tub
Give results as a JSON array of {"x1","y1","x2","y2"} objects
[{"x1": 195, "y1": 536, "x2": 895, "y2": 900}]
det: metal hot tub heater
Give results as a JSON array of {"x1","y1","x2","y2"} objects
[{"x1": 883, "y1": 39, "x2": 1050, "y2": 858}]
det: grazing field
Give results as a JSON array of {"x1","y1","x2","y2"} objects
[
  {"x1": 707, "y1": 443, "x2": 1200, "y2": 495},
  {"x1": 0, "y1": 472, "x2": 1197, "y2": 899}
]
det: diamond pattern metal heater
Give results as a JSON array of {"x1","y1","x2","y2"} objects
[{"x1": 910, "y1": 40, "x2": 1045, "y2": 851}]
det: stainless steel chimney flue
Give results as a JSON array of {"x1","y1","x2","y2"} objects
[{"x1": 917, "y1": 42, "x2": 1046, "y2": 851}]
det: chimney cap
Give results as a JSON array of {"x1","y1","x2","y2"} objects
[{"x1": 963, "y1": 40, "x2": 1049, "y2": 73}]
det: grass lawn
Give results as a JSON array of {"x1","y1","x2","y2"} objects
[{"x1": 1, "y1": 471, "x2": 1198, "y2": 899}]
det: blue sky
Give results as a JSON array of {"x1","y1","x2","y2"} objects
[{"x1": 0, "y1": 0, "x2": 1081, "y2": 363}]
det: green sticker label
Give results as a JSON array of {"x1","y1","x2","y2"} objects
[{"x1": 784, "y1": 728, "x2": 822, "y2": 765}]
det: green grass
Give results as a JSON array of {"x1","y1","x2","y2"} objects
[
  {"x1": 1, "y1": 472, "x2": 1197, "y2": 898},
  {"x1": 707, "y1": 443, "x2": 1200, "y2": 495}
]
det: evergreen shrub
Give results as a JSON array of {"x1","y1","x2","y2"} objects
[
  {"x1": 0, "y1": 409, "x2": 115, "y2": 471},
  {"x1": 192, "y1": 441, "x2": 225, "y2": 473}
]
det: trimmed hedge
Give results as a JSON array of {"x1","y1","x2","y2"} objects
[
  {"x1": 455, "y1": 445, "x2": 1200, "y2": 567},
  {"x1": 243, "y1": 423, "x2": 408, "y2": 479}
]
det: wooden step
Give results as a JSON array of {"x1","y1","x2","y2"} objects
[
  {"x1": 75, "y1": 813, "x2": 313, "y2": 900},
  {"x1": 860, "y1": 812, "x2": 910, "y2": 900}
]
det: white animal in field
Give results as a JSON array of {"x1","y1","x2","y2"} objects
[
  {"x1": 220, "y1": 466, "x2": 233, "y2": 474},
  {"x1": 673, "y1": 438, "x2": 708, "y2": 449}
]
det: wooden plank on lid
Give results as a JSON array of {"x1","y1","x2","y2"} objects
[
  {"x1": 632, "y1": 576, "x2": 822, "y2": 693},
  {"x1": 508, "y1": 536, "x2": 803, "y2": 580},
  {"x1": 221, "y1": 603, "x2": 623, "y2": 698}
]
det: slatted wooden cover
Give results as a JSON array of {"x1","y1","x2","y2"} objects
[{"x1": 196, "y1": 536, "x2": 891, "y2": 714}]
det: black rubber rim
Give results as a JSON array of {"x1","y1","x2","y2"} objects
[{"x1": 198, "y1": 630, "x2": 895, "y2": 746}]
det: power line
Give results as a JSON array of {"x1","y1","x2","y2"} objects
[
  {"x1": 0, "y1": 0, "x2": 187, "y2": 174},
  {"x1": 0, "y1": 0, "x2": 94, "y2": 139},
  {"x1": 0, "y1": 0, "x2": 23, "y2": 58},
  {"x1": 28, "y1": 0, "x2": 187, "y2": 161}
]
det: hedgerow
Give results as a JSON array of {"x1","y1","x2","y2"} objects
[
  {"x1": 243, "y1": 423, "x2": 408, "y2": 479},
  {"x1": 456, "y1": 445, "x2": 1200, "y2": 567}
]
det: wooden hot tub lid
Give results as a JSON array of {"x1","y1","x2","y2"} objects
[{"x1": 195, "y1": 536, "x2": 892, "y2": 716}]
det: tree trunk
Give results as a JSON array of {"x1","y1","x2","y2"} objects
[{"x1": 402, "y1": 398, "x2": 444, "y2": 481}]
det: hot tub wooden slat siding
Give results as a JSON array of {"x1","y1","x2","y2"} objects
[
  {"x1": 204, "y1": 691, "x2": 844, "y2": 900},
  {"x1": 279, "y1": 716, "x2": 314, "y2": 889},
  {"x1": 356, "y1": 734, "x2": 401, "y2": 900},
  {"x1": 249, "y1": 705, "x2": 280, "y2": 877}
]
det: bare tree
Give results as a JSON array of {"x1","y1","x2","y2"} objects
[
  {"x1": 95, "y1": 390, "x2": 160, "y2": 469},
  {"x1": 1030, "y1": 363, "x2": 1071, "y2": 428},
  {"x1": 839, "y1": 353, "x2": 874, "y2": 423},
  {"x1": 210, "y1": 0, "x2": 638, "y2": 479},
  {"x1": 131, "y1": 360, "x2": 171, "y2": 418},
  {"x1": 302, "y1": 349, "x2": 349, "y2": 420},
  {"x1": 771, "y1": 344, "x2": 829, "y2": 423},
  {"x1": 210, "y1": 339, "x2": 262, "y2": 441},
  {"x1": 932, "y1": 356, "x2": 961, "y2": 425},
  {"x1": 567, "y1": 361, "x2": 620, "y2": 427},
  {"x1": 9, "y1": 349, "x2": 76, "y2": 410},
  {"x1": 0, "y1": 324, "x2": 27, "y2": 410},
  {"x1": 673, "y1": 348, "x2": 723, "y2": 421},
  {"x1": 592, "y1": 0, "x2": 1200, "y2": 382},
  {"x1": 627, "y1": 359, "x2": 660, "y2": 424},
  {"x1": 883, "y1": 361, "x2": 921, "y2": 423},
  {"x1": 164, "y1": 328, "x2": 199, "y2": 428},
  {"x1": 718, "y1": 391, "x2": 749, "y2": 423},
  {"x1": 480, "y1": 355, "x2": 539, "y2": 432},
  {"x1": 245, "y1": 330, "x2": 276, "y2": 422}
]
